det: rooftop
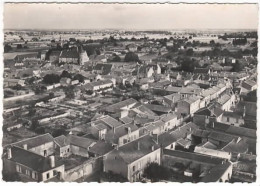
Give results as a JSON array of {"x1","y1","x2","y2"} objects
[{"x1": 109, "y1": 135, "x2": 160, "y2": 164}]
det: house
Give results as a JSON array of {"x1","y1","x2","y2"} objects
[
  {"x1": 194, "y1": 145, "x2": 232, "y2": 160},
  {"x1": 49, "y1": 51, "x2": 61, "y2": 63},
  {"x1": 8, "y1": 133, "x2": 55, "y2": 157},
  {"x1": 84, "y1": 79, "x2": 113, "y2": 92},
  {"x1": 54, "y1": 135, "x2": 71, "y2": 157},
  {"x1": 93, "y1": 63, "x2": 113, "y2": 75},
  {"x1": 194, "y1": 68, "x2": 211, "y2": 74},
  {"x1": 60, "y1": 77, "x2": 72, "y2": 86},
  {"x1": 103, "y1": 135, "x2": 161, "y2": 182},
  {"x1": 127, "y1": 44, "x2": 138, "y2": 52},
  {"x1": 4, "y1": 78, "x2": 26, "y2": 87},
  {"x1": 201, "y1": 162, "x2": 233, "y2": 182},
  {"x1": 216, "y1": 94, "x2": 235, "y2": 111},
  {"x1": 177, "y1": 96, "x2": 201, "y2": 115},
  {"x1": 162, "y1": 149, "x2": 232, "y2": 182},
  {"x1": 221, "y1": 111, "x2": 244, "y2": 127},
  {"x1": 67, "y1": 135, "x2": 96, "y2": 158},
  {"x1": 5, "y1": 122, "x2": 23, "y2": 132},
  {"x1": 143, "y1": 120, "x2": 166, "y2": 135},
  {"x1": 144, "y1": 104, "x2": 171, "y2": 115},
  {"x1": 14, "y1": 53, "x2": 39, "y2": 62},
  {"x1": 87, "y1": 141, "x2": 114, "y2": 157},
  {"x1": 161, "y1": 112, "x2": 178, "y2": 131},
  {"x1": 104, "y1": 123, "x2": 140, "y2": 147},
  {"x1": 59, "y1": 48, "x2": 79, "y2": 64},
  {"x1": 105, "y1": 98, "x2": 138, "y2": 114},
  {"x1": 240, "y1": 79, "x2": 257, "y2": 94},
  {"x1": 3, "y1": 146, "x2": 65, "y2": 182},
  {"x1": 193, "y1": 104, "x2": 223, "y2": 128},
  {"x1": 163, "y1": 93, "x2": 182, "y2": 109}
]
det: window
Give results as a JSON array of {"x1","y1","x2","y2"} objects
[
  {"x1": 26, "y1": 169, "x2": 30, "y2": 176},
  {"x1": 16, "y1": 165, "x2": 22, "y2": 173},
  {"x1": 46, "y1": 173, "x2": 50, "y2": 179},
  {"x1": 226, "y1": 117, "x2": 229, "y2": 122},
  {"x1": 138, "y1": 162, "x2": 142, "y2": 169},
  {"x1": 67, "y1": 148, "x2": 70, "y2": 152},
  {"x1": 133, "y1": 166, "x2": 136, "y2": 172},
  {"x1": 44, "y1": 150, "x2": 47, "y2": 157},
  {"x1": 32, "y1": 172, "x2": 37, "y2": 179},
  {"x1": 171, "y1": 144, "x2": 174, "y2": 149}
]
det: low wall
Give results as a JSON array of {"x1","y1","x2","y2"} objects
[{"x1": 64, "y1": 156, "x2": 103, "y2": 182}]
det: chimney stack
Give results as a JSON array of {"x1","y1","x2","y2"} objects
[
  {"x1": 7, "y1": 148, "x2": 12, "y2": 159},
  {"x1": 212, "y1": 122, "x2": 215, "y2": 128},
  {"x1": 243, "y1": 106, "x2": 246, "y2": 118},
  {"x1": 137, "y1": 141, "x2": 140, "y2": 150},
  {"x1": 23, "y1": 144, "x2": 28, "y2": 150},
  {"x1": 49, "y1": 155, "x2": 55, "y2": 168},
  {"x1": 151, "y1": 145, "x2": 154, "y2": 151}
]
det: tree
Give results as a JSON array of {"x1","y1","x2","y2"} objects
[
  {"x1": 73, "y1": 74, "x2": 85, "y2": 83},
  {"x1": 60, "y1": 70, "x2": 72, "y2": 79},
  {"x1": 186, "y1": 48, "x2": 194, "y2": 56},
  {"x1": 17, "y1": 44, "x2": 23, "y2": 49},
  {"x1": 180, "y1": 57, "x2": 198, "y2": 72},
  {"x1": 143, "y1": 162, "x2": 172, "y2": 182},
  {"x1": 232, "y1": 60, "x2": 244, "y2": 72},
  {"x1": 4, "y1": 44, "x2": 12, "y2": 53},
  {"x1": 110, "y1": 54, "x2": 121, "y2": 62},
  {"x1": 43, "y1": 74, "x2": 60, "y2": 84},
  {"x1": 124, "y1": 52, "x2": 140, "y2": 62},
  {"x1": 52, "y1": 128, "x2": 68, "y2": 137},
  {"x1": 64, "y1": 86, "x2": 75, "y2": 99}
]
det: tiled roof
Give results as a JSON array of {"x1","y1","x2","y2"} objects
[
  {"x1": 60, "y1": 48, "x2": 79, "y2": 59},
  {"x1": 194, "y1": 68, "x2": 210, "y2": 74},
  {"x1": 101, "y1": 116, "x2": 124, "y2": 129},
  {"x1": 8, "y1": 146, "x2": 63, "y2": 173},
  {"x1": 222, "y1": 139, "x2": 248, "y2": 153},
  {"x1": 105, "y1": 123, "x2": 139, "y2": 144},
  {"x1": 109, "y1": 135, "x2": 160, "y2": 164},
  {"x1": 54, "y1": 135, "x2": 70, "y2": 147},
  {"x1": 158, "y1": 132, "x2": 177, "y2": 148},
  {"x1": 163, "y1": 149, "x2": 223, "y2": 165},
  {"x1": 161, "y1": 113, "x2": 177, "y2": 122},
  {"x1": 208, "y1": 131, "x2": 237, "y2": 143},
  {"x1": 68, "y1": 135, "x2": 96, "y2": 149},
  {"x1": 144, "y1": 104, "x2": 171, "y2": 113},
  {"x1": 10, "y1": 133, "x2": 54, "y2": 149},
  {"x1": 192, "y1": 129, "x2": 210, "y2": 138},
  {"x1": 201, "y1": 162, "x2": 232, "y2": 182},
  {"x1": 217, "y1": 94, "x2": 231, "y2": 105},
  {"x1": 94, "y1": 63, "x2": 113, "y2": 75},
  {"x1": 88, "y1": 141, "x2": 114, "y2": 156},
  {"x1": 106, "y1": 98, "x2": 138, "y2": 113},
  {"x1": 170, "y1": 122, "x2": 199, "y2": 140}
]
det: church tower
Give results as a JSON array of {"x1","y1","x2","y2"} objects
[{"x1": 79, "y1": 46, "x2": 89, "y2": 65}]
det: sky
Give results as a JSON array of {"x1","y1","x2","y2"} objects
[{"x1": 4, "y1": 3, "x2": 259, "y2": 30}]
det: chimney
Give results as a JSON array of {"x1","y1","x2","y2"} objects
[
  {"x1": 23, "y1": 144, "x2": 27, "y2": 150},
  {"x1": 49, "y1": 155, "x2": 55, "y2": 168},
  {"x1": 113, "y1": 127, "x2": 115, "y2": 134},
  {"x1": 243, "y1": 106, "x2": 246, "y2": 118},
  {"x1": 7, "y1": 148, "x2": 12, "y2": 159},
  {"x1": 212, "y1": 122, "x2": 215, "y2": 128},
  {"x1": 151, "y1": 145, "x2": 154, "y2": 151},
  {"x1": 137, "y1": 141, "x2": 140, "y2": 150}
]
